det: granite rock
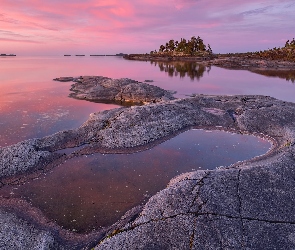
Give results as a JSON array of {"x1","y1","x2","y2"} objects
[
  {"x1": 55, "y1": 76, "x2": 175, "y2": 104},
  {"x1": 1, "y1": 85, "x2": 295, "y2": 249}
]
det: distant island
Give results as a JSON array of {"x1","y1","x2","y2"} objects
[
  {"x1": 124, "y1": 37, "x2": 295, "y2": 69},
  {"x1": 124, "y1": 36, "x2": 213, "y2": 60},
  {"x1": 0, "y1": 54, "x2": 16, "y2": 56},
  {"x1": 152, "y1": 36, "x2": 212, "y2": 56},
  {"x1": 64, "y1": 53, "x2": 127, "y2": 57}
]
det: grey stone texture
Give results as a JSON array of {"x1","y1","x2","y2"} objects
[
  {"x1": 0, "y1": 198, "x2": 106, "y2": 250},
  {"x1": 0, "y1": 209, "x2": 63, "y2": 250},
  {"x1": 55, "y1": 76, "x2": 175, "y2": 104},
  {"x1": 1, "y1": 78, "x2": 295, "y2": 249}
]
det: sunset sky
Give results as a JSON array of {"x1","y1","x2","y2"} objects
[{"x1": 1, "y1": 0, "x2": 295, "y2": 55}]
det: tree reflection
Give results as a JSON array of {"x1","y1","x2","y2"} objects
[
  {"x1": 251, "y1": 69, "x2": 295, "y2": 83},
  {"x1": 151, "y1": 61, "x2": 210, "y2": 80}
]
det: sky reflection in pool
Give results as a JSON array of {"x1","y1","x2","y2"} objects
[{"x1": 2, "y1": 129, "x2": 271, "y2": 233}]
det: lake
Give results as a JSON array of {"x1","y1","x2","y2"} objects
[
  {"x1": 0, "y1": 56, "x2": 294, "y2": 146},
  {"x1": 0, "y1": 55, "x2": 291, "y2": 232}
]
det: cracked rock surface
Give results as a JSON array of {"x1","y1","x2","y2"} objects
[{"x1": 1, "y1": 84, "x2": 295, "y2": 249}]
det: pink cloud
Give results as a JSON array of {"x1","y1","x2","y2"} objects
[
  {"x1": 0, "y1": 0, "x2": 294, "y2": 55},
  {"x1": 0, "y1": 37, "x2": 44, "y2": 43}
]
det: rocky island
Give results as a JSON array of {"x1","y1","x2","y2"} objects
[
  {"x1": 1, "y1": 73, "x2": 295, "y2": 249},
  {"x1": 124, "y1": 37, "x2": 295, "y2": 71}
]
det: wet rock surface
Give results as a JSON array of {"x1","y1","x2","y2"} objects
[
  {"x1": 1, "y1": 83, "x2": 295, "y2": 248},
  {"x1": 54, "y1": 76, "x2": 175, "y2": 104},
  {"x1": 0, "y1": 198, "x2": 109, "y2": 249}
]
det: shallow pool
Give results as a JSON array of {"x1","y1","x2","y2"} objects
[{"x1": 0, "y1": 129, "x2": 271, "y2": 233}]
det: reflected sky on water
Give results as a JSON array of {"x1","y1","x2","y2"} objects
[
  {"x1": 0, "y1": 56, "x2": 285, "y2": 233},
  {"x1": 0, "y1": 56, "x2": 294, "y2": 146},
  {"x1": 0, "y1": 129, "x2": 271, "y2": 233},
  {"x1": 0, "y1": 56, "x2": 295, "y2": 146}
]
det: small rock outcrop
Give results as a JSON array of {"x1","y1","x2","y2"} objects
[{"x1": 54, "y1": 76, "x2": 175, "y2": 105}]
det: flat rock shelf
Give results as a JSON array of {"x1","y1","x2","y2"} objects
[{"x1": 1, "y1": 76, "x2": 295, "y2": 249}]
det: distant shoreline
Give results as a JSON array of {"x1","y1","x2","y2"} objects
[
  {"x1": 64, "y1": 53, "x2": 127, "y2": 57},
  {"x1": 123, "y1": 53, "x2": 295, "y2": 70},
  {"x1": 0, "y1": 54, "x2": 16, "y2": 57}
]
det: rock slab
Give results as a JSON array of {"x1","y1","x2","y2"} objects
[{"x1": 1, "y1": 87, "x2": 295, "y2": 249}]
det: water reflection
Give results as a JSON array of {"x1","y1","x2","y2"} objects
[
  {"x1": 0, "y1": 83, "x2": 119, "y2": 147},
  {"x1": 151, "y1": 60, "x2": 295, "y2": 84},
  {"x1": 251, "y1": 69, "x2": 295, "y2": 83},
  {"x1": 151, "y1": 61, "x2": 210, "y2": 80},
  {"x1": 0, "y1": 129, "x2": 271, "y2": 233},
  {"x1": 1, "y1": 56, "x2": 295, "y2": 147}
]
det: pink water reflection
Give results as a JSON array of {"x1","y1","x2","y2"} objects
[
  {"x1": 0, "y1": 57, "x2": 127, "y2": 146},
  {"x1": 1, "y1": 56, "x2": 295, "y2": 146},
  {"x1": 0, "y1": 56, "x2": 285, "y2": 233},
  {"x1": 0, "y1": 130, "x2": 271, "y2": 232}
]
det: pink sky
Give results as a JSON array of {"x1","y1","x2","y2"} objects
[{"x1": 1, "y1": 0, "x2": 294, "y2": 55}]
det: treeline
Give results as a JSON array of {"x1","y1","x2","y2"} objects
[
  {"x1": 151, "y1": 36, "x2": 212, "y2": 56},
  {"x1": 253, "y1": 38, "x2": 295, "y2": 61},
  {"x1": 222, "y1": 38, "x2": 295, "y2": 62},
  {"x1": 285, "y1": 38, "x2": 295, "y2": 48}
]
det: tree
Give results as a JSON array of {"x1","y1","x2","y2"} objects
[
  {"x1": 155, "y1": 36, "x2": 211, "y2": 56},
  {"x1": 159, "y1": 45, "x2": 165, "y2": 52},
  {"x1": 196, "y1": 36, "x2": 206, "y2": 51},
  {"x1": 168, "y1": 39, "x2": 175, "y2": 52},
  {"x1": 165, "y1": 42, "x2": 169, "y2": 52},
  {"x1": 177, "y1": 38, "x2": 187, "y2": 52},
  {"x1": 207, "y1": 44, "x2": 213, "y2": 54}
]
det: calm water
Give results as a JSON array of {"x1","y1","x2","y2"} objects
[
  {"x1": 0, "y1": 56, "x2": 289, "y2": 232},
  {"x1": 1, "y1": 129, "x2": 270, "y2": 232},
  {"x1": 0, "y1": 56, "x2": 294, "y2": 146}
]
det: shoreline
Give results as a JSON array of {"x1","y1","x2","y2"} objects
[
  {"x1": 124, "y1": 53, "x2": 295, "y2": 70},
  {"x1": 1, "y1": 77, "x2": 295, "y2": 248}
]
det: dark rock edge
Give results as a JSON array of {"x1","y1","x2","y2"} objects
[{"x1": 1, "y1": 78, "x2": 295, "y2": 249}]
